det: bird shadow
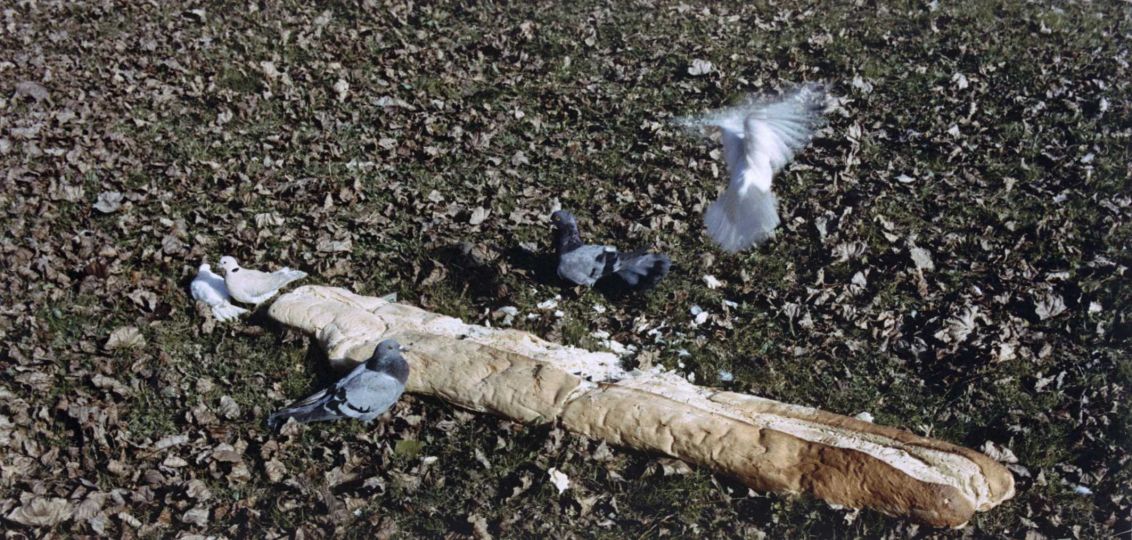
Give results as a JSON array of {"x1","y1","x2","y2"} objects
[
  {"x1": 425, "y1": 242, "x2": 510, "y2": 303},
  {"x1": 245, "y1": 303, "x2": 279, "y2": 329},
  {"x1": 502, "y1": 244, "x2": 560, "y2": 287},
  {"x1": 300, "y1": 335, "x2": 344, "y2": 387},
  {"x1": 593, "y1": 274, "x2": 640, "y2": 301}
]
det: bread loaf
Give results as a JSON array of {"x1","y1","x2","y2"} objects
[{"x1": 269, "y1": 285, "x2": 1014, "y2": 527}]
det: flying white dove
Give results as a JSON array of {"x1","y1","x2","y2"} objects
[
  {"x1": 681, "y1": 83, "x2": 827, "y2": 253},
  {"x1": 190, "y1": 262, "x2": 249, "y2": 322},
  {"x1": 218, "y1": 256, "x2": 307, "y2": 305}
]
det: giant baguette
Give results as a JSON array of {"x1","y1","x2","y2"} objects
[{"x1": 268, "y1": 285, "x2": 1014, "y2": 527}]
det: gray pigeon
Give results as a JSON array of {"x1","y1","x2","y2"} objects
[
  {"x1": 267, "y1": 339, "x2": 409, "y2": 430},
  {"x1": 551, "y1": 210, "x2": 671, "y2": 289}
]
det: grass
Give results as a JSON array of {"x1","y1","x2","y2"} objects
[{"x1": 0, "y1": 0, "x2": 1128, "y2": 537}]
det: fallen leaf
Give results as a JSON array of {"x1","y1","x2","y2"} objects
[
  {"x1": 468, "y1": 207, "x2": 490, "y2": 225},
  {"x1": 93, "y1": 191, "x2": 124, "y2": 214},
  {"x1": 656, "y1": 458, "x2": 692, "y2": 476},
  {"x1": 909, "y1": 247, "x2": 935, "y2": 271},
  {"x1": 265, "y1": 458, "x2": 286, "y2": 483},
  {"x1": 1034, "y1": 291, "x2": 1066, "y2": 320},
  {"x1": 181, "y1": 507, "x2": 208, "y2": 527},
  {"x1": 6, "y1": 497, "x2": 73, "y2": 527},
  {"x1": 91, "y1": 374, "x2": 131, "y2": 396},
  {"x1": 105, "y1": 327, "x2": 144, "y2": 351},
  {"x1": 981, "y1": 441, "x2": 1019, "y2": 463},
  {"x1": 217, "y1": 395, "x2": 240, "y2": 419},
  {"x1": 935, "y1": 306, "x2": 979, "y2": 344},
  {"x1": 14, "y1": 81, "x2": 49, "y2": 101}
]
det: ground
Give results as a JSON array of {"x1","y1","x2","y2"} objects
[{"x1": 1, "y1": 0, "x2": 1129, "y2": 537}]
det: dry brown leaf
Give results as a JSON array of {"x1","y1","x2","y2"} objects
[
  {"x1": 6, "y1": 496, "x2": 73, "y2": 527},
  {"x1": 265, "y1": 458, "x2": 286, "y2": 483},
  {"x1": 181, "y1": 506, "x2": 209, "y2": 527},
  {"x1": 105, "y1": 327, "x2": 144, "y2": 351},
  {"x1": 93, "y1": 192, "x2": 124, "y2": 214}
]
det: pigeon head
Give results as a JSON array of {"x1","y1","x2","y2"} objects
[
  {"x1": 550, "y1": 210, "x2": 577, "y2": 229},
  {"x1": 218, "y1": 256, "x2": 240, "y2": 274},
  {"x1": 376, "y1": 338, "x2": 403, "y2": 354},
  {"x1": 550, "y1": 210, "x2": 583, "y2": 253},
  {"x1": 199, "y1": 261, "x2": 212, "y2": 272},
  {"x1": 366, "y1": 339, "x2": 409, "y2": 382}
]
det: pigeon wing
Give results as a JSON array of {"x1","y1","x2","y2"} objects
[
  {"x1": 331, "y1": 372, "x2": 403, "y2": 419},
  {"x1": 287, "y1": 387, "x2": 333, "y2": 409},
  {"x1": 558, "y1": 245, "x2": 620, "y2": 285}
]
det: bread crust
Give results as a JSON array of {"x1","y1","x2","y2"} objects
[{"x1": 269, "y1": 285, "x2": 1014, "y2": 527}]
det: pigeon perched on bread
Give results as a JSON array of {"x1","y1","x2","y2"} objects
[
  {"x1": 267, "y1": 339, "x2": 409, "y2": 429},
  {"x1": 190, "y1": 261, "x2": 249, "y2": 322},
  {"x1": 551, "y1": 210, "x2": 670, "y2": 289},
  {"x1": 680, "y1": 83, "x2": 827, "y2": 252},
  {"x1": 218, "y1": 256, "x2": 307, "y2": 305}
]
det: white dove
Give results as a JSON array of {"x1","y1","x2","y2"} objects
[
  {"x1": 190, "y1": 262, "x2": 249, "y2": 322},
  {"x1": 681, "y1": 83, "x2": 827, "y2": 253},
  {"x1": 218, "y1": 256, "x2": 307, "y2": 305}
]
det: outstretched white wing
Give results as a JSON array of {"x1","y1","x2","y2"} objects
[{"x1": 683, "y1": 84, "x2": 826, "y2": 252}]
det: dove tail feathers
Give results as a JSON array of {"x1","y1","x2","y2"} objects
[
  {"x1": 705, "y1": 184, "x2": 780, "y2": 253},
  {"x1": 278, "y1": 268, "x2": 308, "y2": 284},
  {"x1": 211, "y1": 303, "x2": 248, "y2": 322},
  {"x1": 615, "y1": 252, "x2": 671, "y2": 289},
  {"x1": 266, "y1": 403, "x2": 338, "y2": 430}
]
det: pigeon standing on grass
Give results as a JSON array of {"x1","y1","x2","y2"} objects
[
  {"x1": 680, "y1": 83, "x2": 827, "y2": 253},
  {"x1": 218, "y1": 256, "x2": 307, "y2": 305},
  {"x1": 190, "y1": 261, "x2": 249, "y2": 322},
  {"x1": 551, "y1": 210, "x2": 671, "y2": 289},
  {"x1": 267, "y1": 339, "x2": 409, "y2": 430}
]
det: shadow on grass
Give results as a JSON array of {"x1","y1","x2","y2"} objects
[{"x1": 502, "y1": 244, "x2": 560, "y2": 287}]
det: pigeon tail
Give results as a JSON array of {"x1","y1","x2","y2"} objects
[
  {"x1": 704, "y1": 183, "x2": 780, "y2": 253},
  {"x1": 614, "y1": 251, "x2": 671, "y2": 289},
  {"x1": 266, "y1": 403, "x2": 337, "y2": 430}
]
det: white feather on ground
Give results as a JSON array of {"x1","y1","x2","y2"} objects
[
  {"x1": 680, "y1": 83, "x2": 827, "y2": 253},
  {"x1": 190, "y1": 262, "x2": 248, "y2": 322}
]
